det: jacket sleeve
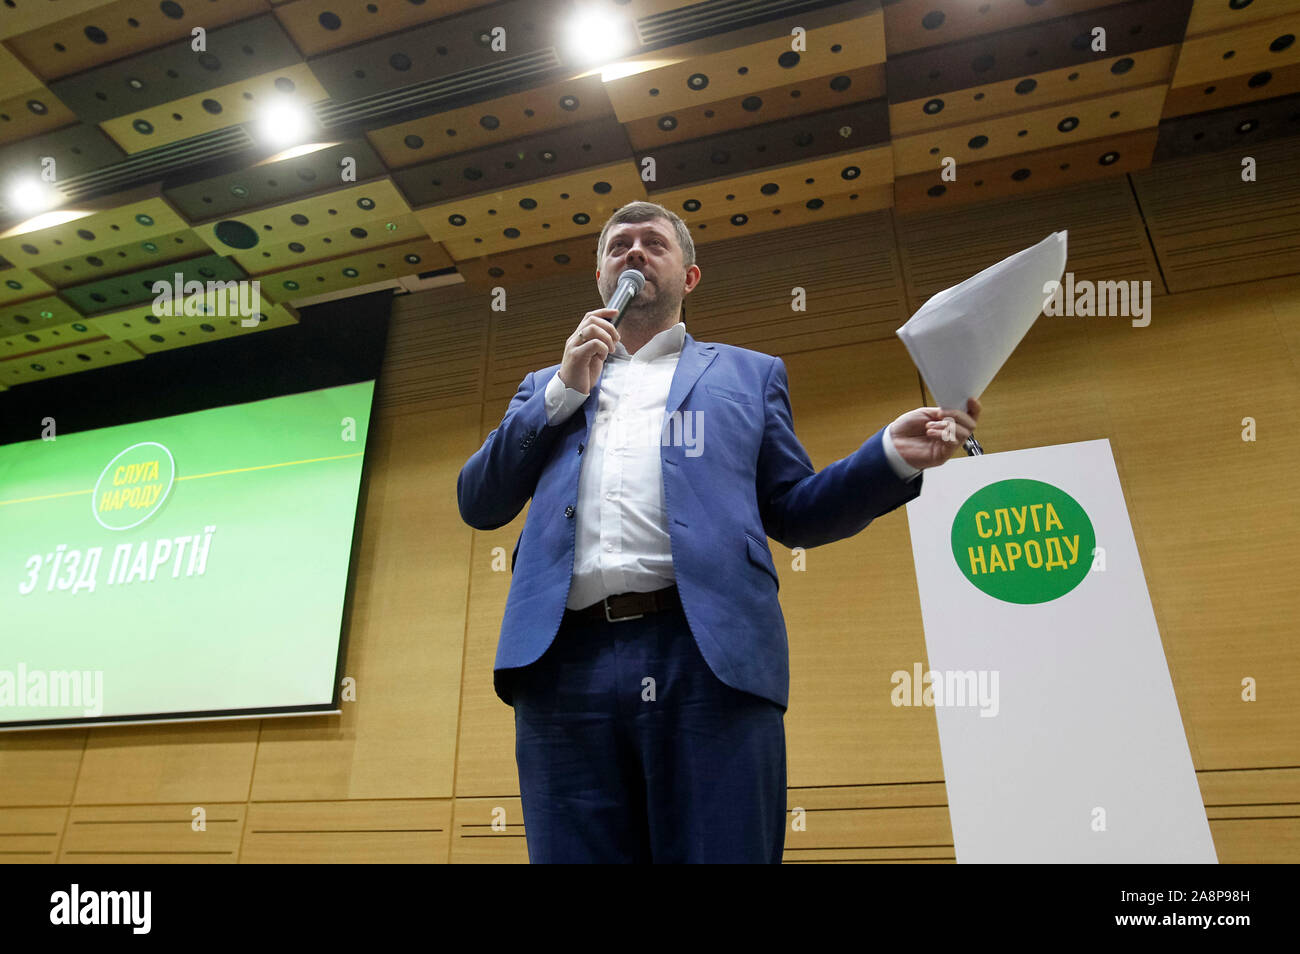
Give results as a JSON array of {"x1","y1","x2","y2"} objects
[
  {"x1": 457, "y1": 369, "x2": 572, "y2": 531},
  {"x1": 755, "y1": 357, "x2": 923, "y2": 549}
]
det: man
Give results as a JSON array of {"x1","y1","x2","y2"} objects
[{"x1": 457, "y1": 200, "x2": 980, "y2": 863}]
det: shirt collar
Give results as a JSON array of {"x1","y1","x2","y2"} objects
[{"x1": 612, "y1": 320, "x2": 686, "y2": 362}]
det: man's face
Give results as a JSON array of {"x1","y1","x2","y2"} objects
[{"x1": 596, "y1": 218, "x2": 700, "y2": 318}]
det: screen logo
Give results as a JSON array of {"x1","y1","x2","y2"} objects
[{"x1": 92, "y1": 442, "x2": 176, "y2": 531}]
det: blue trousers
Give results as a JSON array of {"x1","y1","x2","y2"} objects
[{"x1": 509, "y1": 601, "x2": 787, "y2": 863}]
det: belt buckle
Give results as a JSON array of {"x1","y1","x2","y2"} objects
[{"x1": 604, "y1": 595, "x2": 644, "y2": 623}]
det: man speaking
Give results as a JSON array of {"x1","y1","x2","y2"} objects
[{"x1": 457, "y1": 200, "x2": 980, "y2": 863}]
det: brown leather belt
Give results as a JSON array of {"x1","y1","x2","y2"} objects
[{"x1": 564, "y1": 585, "x2": 681, "y2": 625}]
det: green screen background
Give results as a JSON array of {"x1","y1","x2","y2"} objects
[{"x1": 0, "y1": 381, "x2": 374, "y2": 727}]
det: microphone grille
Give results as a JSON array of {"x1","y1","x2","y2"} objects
[{"x1": 620, "y1": 268, "x2": 646, "y2": 292}]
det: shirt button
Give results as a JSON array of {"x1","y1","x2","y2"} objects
[
  {"x1": 605, "y1": 543, "x2": 613, "y2": 551},
  {"x1": 606, "y1": 491, "x2": 615, "y2": 499},
  {"x1": 564, "y1": 506, "x2": 575, "y2": 518}
]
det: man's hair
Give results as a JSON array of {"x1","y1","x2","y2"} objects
[{"x1": 596, "y1": 201, "x2": 696, "y2": 267}]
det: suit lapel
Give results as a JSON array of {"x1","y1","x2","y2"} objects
[{"x1": 665, "y1": 332, "x2": 717, "y2": 419}]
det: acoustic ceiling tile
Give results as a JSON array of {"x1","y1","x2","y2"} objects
[
  {"x1": 883, "y1": 0, "x2": 1118, "y2": 56},
  {"x1": 893, "y1": 128, "x2": 1159, "y2": 213},
  {"x1": 228, "y1": 211, "x2": 427, "y2": 273},
  {"x1": 891, "y1": 83, "x2": 1168, "y2": 176},
  {"x1": 273, "y1": 0, "x2": 484, "y2": 57},
  {"x1": 7, "y1": 0, "x2": 272, "y2": 82},
  {"x1": 123, "y1": 302, "x2": 298, "y2": 353},
  {"x1": 0, "y1": 196, "x2": 190, "y2": 269},
  {"x1": 688, "y1": 183, "x2": 893, "y2": 245},
  {"x1": 603, "y1": 0, "x2": 884, "y2": 123},
  {"x1": 99, "y1": 63, "x2": 329, "y2": 154},
  {"x1": 0, "y1": 0, "x2": 120, "y2": 41},
  {"x1": 890, "y1": 46, "x2": 1178, "y2": 136},
  {"x1": 392, "y1": 115, "x2": 633, "y2": 207},
  {"x1": 1164, "y1": 59, "x2": 1300, "y2": 118},
  {"x1": 366, "y1": 73, "x2": 614, "y2": 169},
  {"x1": 886, "y1": 0, "x2": 1192, "y2": 103},
  {"x1": 637, "y1": 98, "x2": 889, "y2": 191},
  {"x1": 48, "y1": 14, "x2": 304, "y2": 124},
  {"x1": 163, "y1": 140, "x2": 386, "y2": 222},
  {"x1": 651, "y1": 144, "x2": 894, "y2": 222},
  {"x1": 196, "y1": 178, "x2": 412, "y2": 255},
  {"x1": 622, "y1": 64, "x2": 883, "y2": 151},
  {"x1": 257, "y1": 237, "x2": 449, "y2": 302},
  {"x1": 413, "y1": 160, "x2": 645, "y2": 249},
  {"x1": 0, "y1": 339, "x2": 142, "y2": 388},
  {"x1": 1170, "y1": 12, "x2": 1300, "y2": 87}
]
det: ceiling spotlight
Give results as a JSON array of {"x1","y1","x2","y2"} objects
[
  {"x1": 564, "y1": 5, "x2": 634, "y2": 66},
  {"x1": 254, "y1": 96, "x2": 315, "y2": 148},
  {"x1": 5, "y1": 177, "x2": 66, "y2": 217}
]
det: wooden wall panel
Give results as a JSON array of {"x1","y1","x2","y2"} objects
[
  {"x1": 60, "y1": 803, "x2": 244, "y2": 863},
  {"x1": 452, "y1": 498, "x2": 529, "y2": 799},
  {"x1": 685, "y1": 211, "x2": 911, "y2": 353},
  {"x1": 783, "y1": 784, "x2": 954, "y2": 863},
  {"x1": 240, "y1": 799, "x2": 451, "y2": 863},
  {"x1": 0, "y1": 807, "x2": 67, "y2": 864},
  {"x1": 249, "y1": 402, "x2": 478, "y2": 800},
  {"x1": 895, "y1": 176, "x2": 1167, "y2": 310},
  {"x1": 778, "y1": 341, "x2": 941, "y2": 788},
  {"x1": 450, "y1": 796, "x2": 528, "y2": 863},
  {"x1": 0, "y1": 729, "x2": 85, "y2": 806},
  {"x1": 376, "y1": 285, "x2": 488, "y2": 414},
  {"x1": 1130, "y1": 138, "x2": 1300, "y2": 292},
  {"x1": 74, "y1": 722, "x2": 259, "y2": 805},
  {"x1": 1080, "y1": 278, "x2": 1300, "y2": 771}
]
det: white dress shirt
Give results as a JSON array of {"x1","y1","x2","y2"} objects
[{"x1": 543, "y1": 321, "x2": 920, "y2": 609}]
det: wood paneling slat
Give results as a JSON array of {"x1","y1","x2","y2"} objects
[
  {"x1": 896, "y1": 176, "x2": 1165, "y2": 310},
  {"x1": 1130, "y1": 138, "x2": 1300, "y2": 292},
  {"x1": 60, "y1": 803, "x2": 244, "y2": 862},
  {"x1": 241, "y1": 799, "x2": 451, "y2": 862}
]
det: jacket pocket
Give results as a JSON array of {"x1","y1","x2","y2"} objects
[
  {"x1": 745, "y1": 532, "x2": 779, "y2": 588},
  {"x1": 707, "y1": 384, "x2": 752, "y2": 405}
]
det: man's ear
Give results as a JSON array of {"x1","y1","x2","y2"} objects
[{"x1": 683, "y1": 264, "x2": 702, "y2": 294}]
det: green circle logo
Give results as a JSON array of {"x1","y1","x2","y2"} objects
[
  {"x1": 951, "y1": 478, "x2": 1095, "y2": 604},
  {"x1": 92, "y1": 442, "x2": 176, "y2": 531}
]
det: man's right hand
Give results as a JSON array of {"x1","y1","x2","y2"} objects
[{"x1": 558, "y1": 308, "x2": 620, "y2": 394}]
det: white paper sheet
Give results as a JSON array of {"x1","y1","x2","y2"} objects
[{"x1": 896, "y1": 231, "x2": 1067, "y2": 410}]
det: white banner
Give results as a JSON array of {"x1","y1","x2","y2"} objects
[{"x1": 905, "y1": 439, "x2": 1216, "y2": 863}]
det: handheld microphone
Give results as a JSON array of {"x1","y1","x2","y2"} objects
[{"x1": 608, "y1": 269, "x2": 646, "y2": 328}]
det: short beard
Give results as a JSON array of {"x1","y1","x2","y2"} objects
[{"x1": 616, "y1": 291, "x2": 681, "y2": 336}]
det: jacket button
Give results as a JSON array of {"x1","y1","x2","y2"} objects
[
  {"x1": 564, "y1": 505, "x2": 575, "y2": 518},
  {"x1": 578, "y1": 442, "x2": 584, "y2": 455}
]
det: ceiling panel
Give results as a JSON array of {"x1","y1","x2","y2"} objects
[{"x1": 0, "y1": 0, "x2": 1294, "y2": 388}]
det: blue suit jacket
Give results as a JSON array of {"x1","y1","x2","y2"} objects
[{"x1": 457, "y1": 330, "x2": 923, "y2": 710}]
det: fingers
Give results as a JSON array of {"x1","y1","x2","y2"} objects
[
  {"x1": 571, "y1": 311, "x2": 620, "y2": 352},
  {"x1": 938, "y1": 406, "x2": 978, "y2": 432},
  {"x1": 925, "y1": 417, "x2": 972, "y2": 444}
]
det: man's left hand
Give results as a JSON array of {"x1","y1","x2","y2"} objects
[{"x1": 890, "y1": 398, "x2": 982, "y2": 471}]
